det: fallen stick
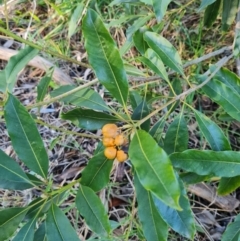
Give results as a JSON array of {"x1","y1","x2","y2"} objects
[
  {"x1": 0, "y1": 46, "x2": 74, "y2": 85},
  {"x1": 188, "y1": 183, "x2": 239, "y2": 212}
]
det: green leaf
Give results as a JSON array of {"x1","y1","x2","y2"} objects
[
  {"x1": 167, "y1": 79, "x2": 182, "y2": 113},
  {"x1": 222, "y1": 0, "x2": 239, "y2": 31},
  {"x1": 50, "y1": 85, "x2": 109, "y2": 112},
  {"x1": 124, "y1": 63, "x2": 145, "y2": 76},
  {"x1": 80, "y1": 151, "x2": 113, "y2": 192},
  {"x1": 12, "y1": 220, "x2": 36, "y2": 241},
  {"x1": 198, "y1": 0, "x2": 217, "y2": 11},
  {"x1": 46, "y1": 204, "x2": 80, "y2": 241},
  {"x1": 152, "y1": 0, "x2": 171, "y2": 22},
  {"x1": 180, "y1": 172, "x2": 210, "y2": 184},
  {"x1": 0, "y1": 207, "x2": 28, "y2": 241},
  {"x1": 164, "y1": 114, "x2": 188, "y2": 155},
  {"x1": 153, "y1": 177, "x2": 196, "y2": 239},
  {"x1": 68, "y1": 2, "x2": 84, "y2": 38},
  {"x1": 132, "y1": 101, "x2": 150, "y2": 131},
  {"x1": 203, "y1": 0, "x2": 222, "y2": 27},
  {"x1": 61, "y1": 108, "x2": 118, "y2": 131},
  {"x1": 222, "y1": 213, "x2": 240, "y2": 241},
  {"x1": 34, "y1": 222, "x2": 46, "y2": 241},
  {"x1": 76, "y1": 185, "x2": 111, "y2": 235},
  {"x1": 37, "y1": 69, "x2": 53, "y2": 102},
  {"x1": 218, "y1": 176, "x2": 240, "y2": 195},
  {"x1": 129, "y1": 130, "x2": 181, "y2": 209},
  {"x1": 26, "y1": 173, "x2": 44, "y2": 186},
  {"x1": 0, "y1": 46, "x2": 39, "y2": 93},
  {"x1": 126, "y1": 15, "x2": 152, "y2": 40},
  {"x1": 25, "y1": 193, "x2": 66, "y2": 221},
  {"x1": 4, "y1": 94, "x2": 49, "y2": 178},
  {"x1": 129, "y1": 90, "x2": 142, "y2": 109},
  {"x1": 134, "y1": 174, "x2": 168, "y2": 241},
  {"x1": 139, "y1": 48, "x2": 169, "y2": 81},
  {"x1": 133, "y1": 27, "x2": 149, "y2": 55},
  {"x1": 82, "y1": 9, "x2": 129, "y2": 106},
  {"x1": 197, "y1": 76, "x2": 240, "y2": 122},
  {"x1": 210, "y1": 66, "x2": 240, "y2": 95},
  {"x1": 170, "y1": 150, "x2": 240, "y2": 177},
  {"x1": 194, "y1": 110, "x2": 231, "y2": 151},
  {"x1": 0, "y1": 149, "x2": 35, "y2": 190},
  {"x1": 149, "y1": 117, "x2": 165, "y2": 145},
  {"x1": 144, "y1": 31, "x2": 184, "y2": 75}
]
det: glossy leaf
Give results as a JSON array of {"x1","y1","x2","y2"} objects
[
  {"x1": 194, "y1": 109, "x2": 231, "y2": 151},
  {"x1": 68, "y1": 2, "x2": 84, "y2": 38},
  {"x1": 197, "y1": 76, "x2": 240, "y2": 122},
  {"x1": 149, "y1": 117, "x2": 165, "y2": 145},
  {"x1": 222, "y1": 0, "x2": 239, "y2": 31},
  {"x1": 34, "y1": 223, "x2": 46, "y2": 241},
  {"x1": 50, "y1": 85, "x2": 109, "y2": 112},
  {"x1": 0, "y1": 46, "x2": 39, "y2": 93},
  {"x1": 129, "y1": 130, "x2": 181, "y2": 209},
  {"x1": 124, "y1": 63, "x2": 145, "y2": 76},
  {"x1": 203, "y1": 0, "x2": 221, "y2": 27},
  {"x1": 152, "y1": 0, "x2": 171, "y2": 22},
  {"x1": 25, "y1": 193, "x2": 65, "y2": 220},
  {"x1": 144, "y1": 31, "x2": 184, "y2": 75},
  {"x1": 126, "y1": 15, "x2": 151, "y2": 40},
  {"x1": 80, "y1": 151, "x2": 113, "y2": 192},
  {"x1": 134, "y1": 174, "x2": 168, "y2": 241},
  {"x1": 46, "y1": 204, "x2": 80, "y2": 241},
  {"x1": 4, "y1": 94, "x2": 49, "y2": 178},
  {"x1": 164, "y1": 114, "x2": 188, "y2": 155},
  {"x1": 218, "y1": 176, "x2": 240, "y2": 195},
  {"x1": 140, "y1": 48, "x2": 169, "y2": 81},
  {"x1": 37, "y1": 70, "x2": 52, "y2": 102},
  {"x1": 222, "y1": 213, "x2": 240, "y2": 241},
  {"x1": 210, "y1": 66, "x2": 240, "y2": 94},
  {"x1": 0, "y1": 149, "x2": 35, "y2": 190},
  {"x1": 167, "y1": 79, "x2": 182, "y2": 113},
  {"x1": 76, "y1": 185, "x2": 111, "y2": 235},
  {"x1": 0, "y1": 207, "x2": 28, "y2": 241},
  {"x1": 170, "y1": 150, "x2": 240, "y2": 177},
  {"x1": 26, "y1": 173, "x2": 44, "y2": 186},
  {"x1": 198, "y1": 0, "x2": 217, "y2": 11},
  {"x1": 180, "y1": 172, "x2": 210, "y2": 184},
  {"x1": 61, "y1": 108, "x2": 118, "y2": 130},
  {"x1": 129, "y1": 90, "x2": 142, "y2": 109},
  {"x1": 132, "y1": 101, "x2": 150, "y2": 131},
  {"x1": 153, "y1": 177, "x2": 196, "y2": 239},
  {"x1": 82, "y1": 9, "x2": 128, "y2": 106},
  {"x1": 12, "y1": 220, "x2": 36, "y2": 241},
  {"x1": 133, "y1": 27, "x2": 149, "y2": 55}
]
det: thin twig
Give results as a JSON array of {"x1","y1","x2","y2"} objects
[{"x1": 234, "y1": 1, "x2": 240, "y2": 76}]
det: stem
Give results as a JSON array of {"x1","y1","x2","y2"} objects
[
  {"x1": 0, "y1": 27, "x2": 91, "y2": 69},
  {"x1": 137, "y1": 54, "x2": 233, "y2": 127}
]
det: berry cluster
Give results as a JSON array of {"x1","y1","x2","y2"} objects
[{"x1": 102, "y1": 124, "x2": 128, "y2": 162}]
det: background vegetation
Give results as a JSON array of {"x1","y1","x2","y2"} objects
[{"x1": 0, "y1": 0, "x2": 240, "y2": 240}]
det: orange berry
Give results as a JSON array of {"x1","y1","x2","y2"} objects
[
  {"x1": 114, "y1": 134, "x2": 125, "y2": 146},
  {"x1": 102, "y1": 137, "x2": 115, "y2": 147},
  {"x1": 104, "y1": 147, "x2": 117, "y2": 160},
  {"x1": 102, "y1": 124, "x2": 118, "y2": 138},
  {"x1": 116, "y1": 150, "x2": 128, "y2": 162}
]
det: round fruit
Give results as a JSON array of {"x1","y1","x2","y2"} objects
[
  {"x1": 102, "y1": 124, "x2": 118, "y2": 138},
  {"x1": 102, "y1": 137, "x2": 115, "y2": 147},
  {"x1": 104, "y1": 147, "x2": 117, "y2": 159},
  {"x1": 116, "y1": 150, "x2": 128, "y2": 162},
  {"x1": 114, "y1": 134, "x2": 125, "y2": 146}
]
